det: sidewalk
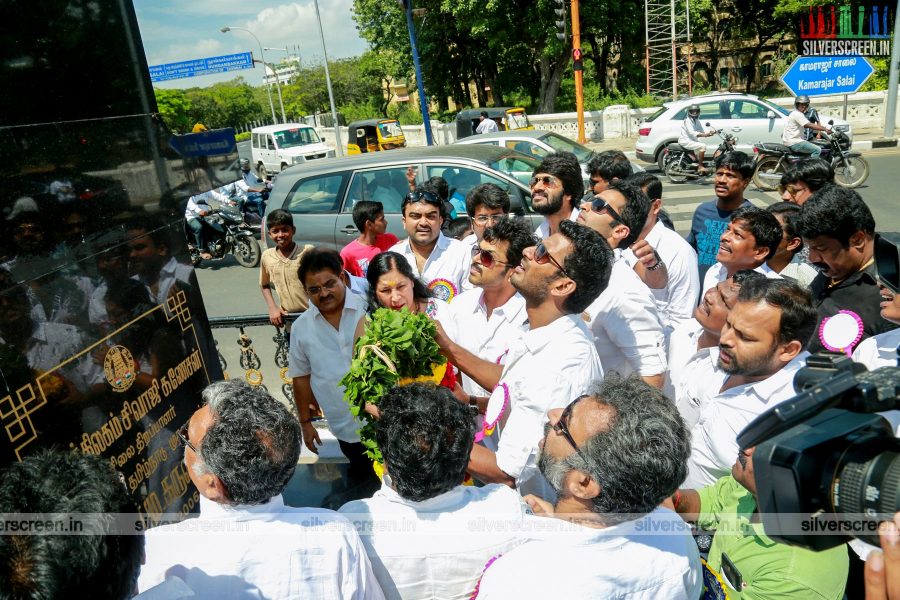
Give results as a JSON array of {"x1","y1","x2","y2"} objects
[{"x1": 584, "y1": 127, "x2": 899, "y2": 155}]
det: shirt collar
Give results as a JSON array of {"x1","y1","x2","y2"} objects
[
  {"x1": 721, "y1": 351, "x2": 810, "y2": 401},
  {"x1": 477, "y1": 291, "x2": 525, "y2": 318},
  {"x1": 198, "y1": 493, "x2": 286, "y2": 521},
  {"x1": 376, "y1": 481, "x2": 468, "y2": 511},
  {"x1": 645, "y1": 220, "x2": 665, "y2": 247}
]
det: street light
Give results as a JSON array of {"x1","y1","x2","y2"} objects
[
  {"x1": 312, "y1": 0, "x2": 343, "y2": 156},
  {"x1": 221, "y1": 26, "x2": 283, "y2": 123}
]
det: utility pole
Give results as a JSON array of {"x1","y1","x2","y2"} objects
[
  {"x1": 400, "y1": 0, "x2": 434, "y2": 145},
  {"x1": 883, "y1": 0, "x2": 900, "y2": 138},
  {"x1": 572, "y1": 0, "x2": 586, "y2": 144},
  {"x1": 312, "y1": 0, "x2": 343, "y2": 155}
]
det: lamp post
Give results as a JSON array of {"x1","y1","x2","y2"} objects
[
  {"x1": 312, "y1": 0, "x2": 344, "y2": 156},
  {"x1": 399, "y1": 0, "x2": 433, "y2": 145},
  {"x1": 221, "y1": 26, "x2": 279, "y2": 123}
]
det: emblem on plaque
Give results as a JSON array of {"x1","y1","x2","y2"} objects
[{"x1": 104, "y1": 345, "x2": 136, "y2": 392}]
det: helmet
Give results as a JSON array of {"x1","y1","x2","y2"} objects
[
  {"x1": 687, "y1": 104, "x2": 700, "y2": 114},
  {"x1": 795, "y1": 95, "x2": 811, "y2": 107},
  {"x1": 239, "y1": 158, "x2": 251, "y2": 170}
]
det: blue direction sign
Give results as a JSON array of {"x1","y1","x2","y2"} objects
[
  {"x1": 149, "y1": 52, "x2": 254, "y2": 83},
  {"x1": 169, "y1": 129, "x2": 237, "y2": 158},
  {"x1": 780, "y1": 55, "x2": 874, "y2": 97}
]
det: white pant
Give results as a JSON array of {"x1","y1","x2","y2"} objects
[{"x1": 677, "y1": 139, "x2": 706, "y2": 152}]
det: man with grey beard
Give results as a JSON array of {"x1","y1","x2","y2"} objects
[{"x1": 474, "y1": 375, "x2": 702, "y2": 599}]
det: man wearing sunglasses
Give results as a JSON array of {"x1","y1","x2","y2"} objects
[
  {"x1": 531, "y1": 151, "x2": 584, "y2": 239},
  {"x1": 577, "y1": 180, "x2": 667, "y2": 388},
  {"x1": 389, "y1": 185, "x2": 471, "y2": 302},
  {"x1": 475, "y1": 375, "x2": 701, "y2": 599},
  {"x1": 435, "y1": 220, "x2": 612, "y2": 500}
]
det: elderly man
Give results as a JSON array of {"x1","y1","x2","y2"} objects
[
  {"x1": 532, "y1": 151, "x2": 584, "y2": 239},
  {"x1": 475, "y1": 375, "x2": 701, "y2": 598},
  {"x1": 437, "y1": 220, "x2": 612, "y2": 499},
  {"x1": 139, "y1": 380, "x2": 384, "y2": 599},
  {"x1": 340, "y1": 383, "x2": 527, "y2": 599},
  {"x1": 683, "y1": 277, "x2": 817, "y2": 488}
]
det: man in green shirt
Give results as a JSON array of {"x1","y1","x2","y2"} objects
[{"x1": 671, "y1": 445, "x2": 848, "y2": 599}]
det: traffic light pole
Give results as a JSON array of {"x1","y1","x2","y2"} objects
[
  {"x1": 572, "y1": 0, "x2": 586, "y2": 144},
  {"x1": 402, "y1": 0, "x2": 434, "y2": 145}
]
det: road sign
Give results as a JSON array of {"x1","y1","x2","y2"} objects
[
  {"x1": 149, "y1": 52, "x2": 254, "y2": 83},
  {"x1": 168, "y1": 129, "x2": 237, "y2": 158},
  {"x1": 780, "y1": 55, "x2": 875, "y2": 97}
]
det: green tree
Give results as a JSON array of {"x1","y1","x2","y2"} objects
[{"x1": 153, "y1": 88, "x2": 193, "y2": 133}]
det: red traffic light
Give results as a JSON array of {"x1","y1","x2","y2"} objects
[{"x1": 573, "y1": 48, "x2": 582, "y2": 61}]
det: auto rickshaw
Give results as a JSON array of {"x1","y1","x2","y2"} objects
[
  {"x1": 455, "y1": 107, "x2": 533, "y2": 140},
  {"x1": 346, "y1": 119, "x2": 407, "y2": 154}
]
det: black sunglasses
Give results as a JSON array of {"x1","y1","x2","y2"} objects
[
  {"x1": 553, "y1": 394, "x2": 589, "y2": 457},
  {"x1": 583, "y1": 194, "x2": 623, "y2": 223},
  {"x1": 472, "y1": 245, "x2": 512, "y2": 268},
  {"x1": 404, "y1": 190, "x2": 442, "y2": 207},
  {"x1": 534, "y1": 241, "x2": 570, "y2": 277},
  {"x1": 177, "y1": 421, "x2": 197, "y2": 454}
]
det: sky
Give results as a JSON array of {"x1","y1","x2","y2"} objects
[{"x1": 133, "y1": 0, "x2": 369, "y2": 89}]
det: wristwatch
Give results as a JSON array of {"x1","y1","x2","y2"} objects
[{"x1": 647, "y1": 252, "x2": 665, "y2": 271}]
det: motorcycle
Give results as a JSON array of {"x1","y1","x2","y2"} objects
[
  {"x1": 186, "y1": 203, "x2": 261, "y2": 269},
  {"x1": 751, "y1": 120, "x2": 869, "y2": 191},
  {"x1": 663, "y1": 125, "x2": 738, "y2": 184}
]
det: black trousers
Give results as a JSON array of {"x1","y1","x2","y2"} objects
[{"x1": 338, "y1": 439, "x2": 380, "y2": 490}]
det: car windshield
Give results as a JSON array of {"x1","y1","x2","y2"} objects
[
  {"x1": 759, "y1": 99, "x2": 790, "y2": 117},
  {"x1": 377, "y1": 121, "x2": 403, "y2": 138},
  {"x1": 542, "y1": 132, "x2": 592, "y2": 162},
  {"x1": 506, "y1": 110, "x2": 529, "y2": 130},
  {"x1": 489, "y1": 152, "x2": 542, "y2": 187},
  {"x1": 273, "y1": 128, "x2": 318, "y2": 149}
]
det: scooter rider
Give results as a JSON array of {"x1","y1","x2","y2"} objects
[
  {"x1": 678, "y1": 104, "x2": 715, "y2": 175},
  {"x1": 238, "y1": 158, "x2": 267, "y2": 218},
  {"x1": 783, "y1": 95, "x2": 831, "y2": 159},
  {"x1": 185, "y1": 186, "x2": 230, "y2": 260}
]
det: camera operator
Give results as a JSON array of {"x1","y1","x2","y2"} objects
[
  {"x1": 671, "y1": 443, "x2": 849, "y2": 599},
  {"x1": 684, "y1": 277, "x2": 817, "y2": 488}
]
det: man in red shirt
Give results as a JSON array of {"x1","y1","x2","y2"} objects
[{"x1": 340, "y1": 200, "x2": 399, "y2": 277}]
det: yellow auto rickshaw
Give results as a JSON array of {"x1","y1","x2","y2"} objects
[
  {"x1": 347, "y1": 119, "x2": 407, "y2": 154},
  {"x1": 455, "y1": 107, "x2": 533, "y2": 139}
]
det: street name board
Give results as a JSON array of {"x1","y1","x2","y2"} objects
[
  {"x1": 149, "y1": 52, "x2": 254, "y2": 83},
  {"x1": 780, "y1": 54, "x2": 875, "y2": 96}
]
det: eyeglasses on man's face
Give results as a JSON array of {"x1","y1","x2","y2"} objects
[
  {"x1": 473, "y1": 213, "x2": 507, "y2": 226},
  {"x1": 553, "y1": 394, "x2": 588, "y2": 457},
  {"x1": 472, "y1": 245, "x2": 512, "y2": 269},
  {"x1": 533, "y1": 241, "x2": 570, "y2": 278},
  {"x1": 306, "y1": 278, "x2": 340, "y2": 297},
  {"x1": 582, "y1": 194, "x2": 623, "y2": 223},
  {"x1": 530, "y1": 175, "x2": 561, "y2": 189},
  {"x1": 177, "y1": 421, "x2": 197, "y2": 454}
]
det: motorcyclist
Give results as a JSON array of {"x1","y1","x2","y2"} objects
[
  {"x1": 184, "y1": 185, "x2": 230, "y2": 259},
  {"x1": 238, "y1": 158, "x2": 267, "y2": 218},
  {"x1": 677, "y1": 104, "x2": 716, "y2": 174},
  {"x1": 783, "y1": 95, "x2": 831, "y2": 159}
]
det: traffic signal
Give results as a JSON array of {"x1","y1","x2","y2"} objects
[{"x1": 554, "y1": 0, "x2": 567, "y2": 41}]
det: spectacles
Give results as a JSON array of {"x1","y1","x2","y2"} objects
[
  {"x1": 177, "y1": 422, "x2": 197, "y2": 454},
  {"x1": 553, "y1": 394, "x2": 588, "y2": 456},
  {"x1": 473, "y1": 213, "x2": 507, "y2": 226},
  {"x1": 529, "y1": 175, "x2": 561, "y2": 188},
  {"x1": 404, "y1": 190, "x2": 442, "y2": 206},
  {"x1": 472, "y1": 245, "x2": 512, "y2": 268},
  {"x1": 306, "y1": 278, "x2": 340, "y2": 296},
  {"x1": 779, "y1": 185, "x2": 805, "y2": 198},
  {"x1": 583, "y1": 195, "x2": 623, "y2": 223},
  {"x1": 533, "y1": 241, "x2": 570, "y2": 277}
]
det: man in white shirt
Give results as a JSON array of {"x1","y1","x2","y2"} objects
[
  {"x1": 458, "y1": 182, "x2": 510, "y2": 252},
  {"x1": 625, "y1": 173, "x2": 701, "y2": 329},
  {"x1": 678, "y1": 103, "x2": 715, "y2": 174},
  {"x1": 701, "y1": 205, "x2": 784, "y2": 296},
  {"x1": 475, "y1": 375, "x2": 701, "y2": 599},
  {"x1": 139, "y1": 380, "x2": 384, "y2": 599},
  {"x1": 475, "y1": 110, "x2": 499, "y2": 134},
  {"x1": 436, "y1": 220, "x2": 611, "y2": 499},
  {"x1": 766, "y1": 202, "x2": 819, "y2": 288},
  {"x1": 389, "y1": 187, "x2": 470, "y2": 302},
  {"x1": 684, "y1": 277, "x2": 817, "y2": 488},
  {"x1": 339, "y1": 384, "x2": 527, "y2": 600},
  {"x1": 289, "y1": 247, "x2": 378, "y2": 494},
  {"x1": 577, "y1": 180, "x2": 667, "y2": 387},
  {"x1": 783, "y1": 95, "x2": 832, "y2": 159},
  {"x1": 531, "y1": 152, "x2": 583, "y2": 239}
]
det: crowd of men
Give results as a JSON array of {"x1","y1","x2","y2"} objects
[{"x1": 4, "y1": 148, "x2": 900, "y2": 600}]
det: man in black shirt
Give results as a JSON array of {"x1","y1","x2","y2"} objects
[{"x1": 797, "y1": 185, "x2": 897, "y2": 353}]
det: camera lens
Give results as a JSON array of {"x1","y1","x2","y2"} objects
[{"x1": 833, "y1": 448, "x2": 900, "y2": 547}]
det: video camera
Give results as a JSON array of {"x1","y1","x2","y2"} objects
[{"x1": 739, "y1": 233, "x2": 900, "y2": 551}]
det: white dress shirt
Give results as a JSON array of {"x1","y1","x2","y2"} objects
[
  {"x1": 495, "y1": 314, "x2": 603, "y2": 499},
  {"x1": 684, "y1": 352, "x2": 809, "y2": 488},
  {"x1": 288, "y1": 290, "x2": 369, "y2": 442},
  {"x1": 390, "y1": 233, "x2": 471, "y2": 302},
  {"x1": 475, "y1": 118, "x2": 499, "y2": 134},
  {"x1": 701, "y1": 260, "x2": 781, "y2": 296},
  {"x1": 663, "y1": 319, "x2": 705, "y2": 401},
  {"x1": 535, "y1": 207, "x2": 580, "y2": 239},
  {"x1": 623, "y1": 220, "x2": 701, "y2": 329},
  {"x1": 665, "y1": 320, "x2": 721, "y2": 429},
  {"x1": 339, "y1": 482, "x2": 527, "y2": 600},
  {"x1": 852, "y1": 328, "x2": 900, "y2": 435},
  {"x1": 585, "y1": 255, "x2": 667, "y2": 378},
  {"x1": 475, "y1": 508, "x2": 702, "y2": 600},
  {"x1": 138, "y1": 495, "x2": 385, "y2": 599}
]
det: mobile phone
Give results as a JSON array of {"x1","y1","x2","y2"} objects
[{"x1": 720, "y1": 553, "x2": 744, "y2": 591}]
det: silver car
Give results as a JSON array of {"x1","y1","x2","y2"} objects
[{"x1": 263, "y1": 145, "x2": 545, "y2": 250}]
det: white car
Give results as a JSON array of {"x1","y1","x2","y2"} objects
[
  {"x1": 250, "y1": 123, "x2": 336, "y2": 177},
  {"x1": 634, "y1": 93, "x2": 853, "y2": 171}
]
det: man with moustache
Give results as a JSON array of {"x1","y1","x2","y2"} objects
[
  {"x1": 797, "y1": 185, "x2": 897, "y2": 353},
  {"x1": 683, "y1": 277, "x2": 817, "y2": 488},
  {"x1": 435, "y1": 220, "x2": 612, "y2": 499},
  {"x1": 389, "y1": 186, "x2": 470, "y2": 301},
  {"x1": 475, "y1": 375, "x2": 701, "y2": 599},
  {"x1": 531, "y1": 152, "x2": 584, "y2": 239}
]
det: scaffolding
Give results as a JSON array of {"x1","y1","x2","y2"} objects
[{"x1": 644, "y1": 0, "x2": 692, "y2": 99}]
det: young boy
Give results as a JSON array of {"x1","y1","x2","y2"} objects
[
  {"x1": 260, "y1": 209, "x2": 313, "y2": 327},
  {"x1": 340, "y1": 200, "x2": 398, "y2": 277}
]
